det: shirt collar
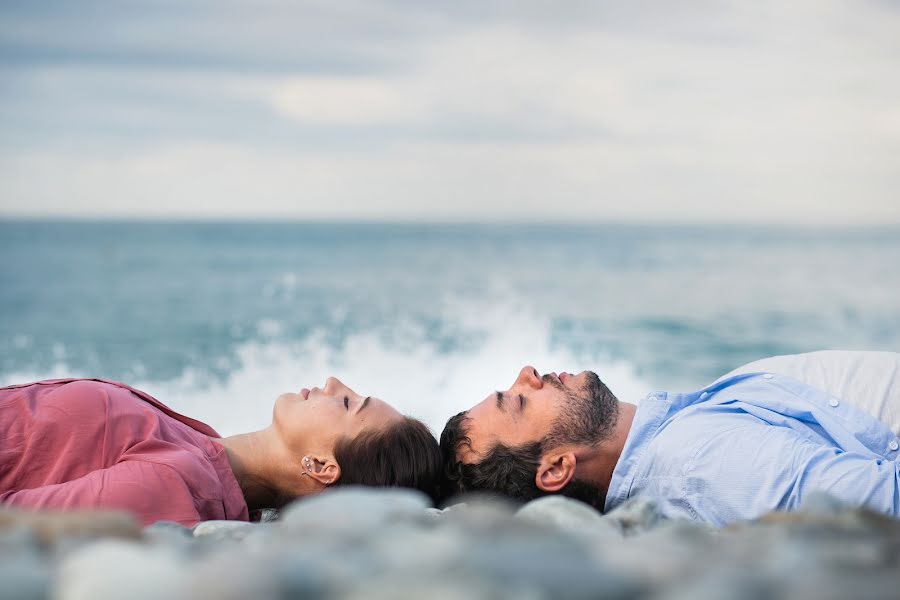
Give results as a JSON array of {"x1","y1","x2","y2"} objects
[{"x1": 603, "y1": 393, "x2": 672, "y2": 513}]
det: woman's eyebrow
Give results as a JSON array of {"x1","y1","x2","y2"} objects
[
  {"x1": 355, "y1": 396, "x2": 371, "y2": 414},
  {"x1": 495, "y1": 391, "x2": 505, "y2": 411}
]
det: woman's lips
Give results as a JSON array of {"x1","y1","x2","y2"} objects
[{"x1": 300, "y1": 388, "x2": 310, "y2": 400}]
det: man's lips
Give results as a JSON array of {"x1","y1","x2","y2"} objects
[{"x1": 300, "y1": 388, "x2": 310, "y2": 400}]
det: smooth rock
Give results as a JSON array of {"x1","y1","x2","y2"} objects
[
  {"x1": 0, "y1": 507, "x2": 140, "y2": 547},
  {"x1": 602, "y1": 521, "x2": 718, "y2": 583},
  {"x1": 660, "y1": 568, "x2": 781, "y2": 600},
  {"x1": 143, "y1": 521, "x2": 195, "y2": 554},
  {"x1": 339, "y1": 575, "x2": 543, "y2": 600},
  {"x1": 456, "y1": 529, "x2": 642, "y2": 600},
  {"x1": 0, "y1": 556, "x2": 50, "y2": 600},
  {"x1": 186, "y1": 547, "x2": 325, "y2": 600},
  {"x1": 436, "y1": 496, "x2": 519, "y2": 533},
  {"x1": 54, "y1": 539, "x2": 187, "y2": 600},
  {"x1": 0, "y1": 523, "x2": 42, "y2": 557},
  {"x1": 192, "y1": 520, "x2": 255, "y2": 541},
  {"x1": 259, "y1": 508, "x2": 279, "y2": 522},
  {"x1": 601, "y1": 495, "x2": 667, "y2": 536},
  {"x1": 516, "y1": 496, "x2": 618, "y2": 539},
  {"x1": 280, "y1": 486, "x2": 430, "y2": 533}
]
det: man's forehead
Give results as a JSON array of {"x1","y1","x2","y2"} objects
[{"x1": 458, "y1": 394, "x2": 538, "y2": 462}]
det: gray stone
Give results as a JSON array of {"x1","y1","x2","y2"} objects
[
  {"x1": 192, "y1": 520, "x2": 255, "y2": 542},
  {"x1": 339, "y1": 576, "x2": 543, "y2": 600},
  {"x1": 257, "y1": 508, "x2": 279, "y2": 522},
  {"x1": 280, "y1": 486, "x2": 430, "y2": 534},
  {"x1": 0, "y1": 507, "x2": 141, "y2": 547},
  {"x1": 0, "y1": 556, "x2": 49, "y2": 600},
  {"x1": 0, "y1": 524, "x2": 42, "y2": 557},
  {"x1": 54, "y1": 539, "x2": 188, "y2": 600},
  {"x1": 660, "y1": 568, "x2": 782, "y2": 600},
  {"x1": 601, "y1": 495, "x2": 667, "y2": 536},
  {"x1": 602, "y1": 521, "x2": 719, "y2": 584},
  {"x1": 436, "y1": 496, "x2": 520, "y2": 533},
  {"x1": 465, "y1": 532, "x2": 642, "y2": 600},
  {"x1": 143, "y1": 521, "x2": 195, "y2": 556},
  {"x1": 185, "y1": 549, "x2": 282, "y2": 600},
  {"x1": 516, "y1": 496, "x2": 619, "y2": 540}
]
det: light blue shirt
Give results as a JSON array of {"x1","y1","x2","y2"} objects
[{"x1": 604, "y1": 372, "x2": 900, "y2": 526}]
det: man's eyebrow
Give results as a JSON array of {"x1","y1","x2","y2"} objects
[
  {"x1": 495, "y1": 391, "x2": 506, "y2": 411},
  {"x1": 356, "y1": 396, "x2": 371, "y2": 415}
]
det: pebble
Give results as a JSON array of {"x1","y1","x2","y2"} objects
[
  {"x1": 192, "y1": 520, "x2": 255, "y2": 542},
  {"x1": 516, "y1": 495, "x2": 618, "y2": 539},
  {"x1": 0, "y1": 507, "x2": 140, "y2": 547},
  {"x1": 280, "y1": 485, "x2": 430, "y2": 534},
  {"x1": 2, "y1": 490, "x2": 896, "y2": 600},
  {"x1": 602, "y1": 495, "x2": 667, "y2": 536},
  {"x1": 54, "y1": 539, "x2": 187, "y2": 600},
  {"x1": 0, "y1": 556, "x2": 50, "y2": 600}
]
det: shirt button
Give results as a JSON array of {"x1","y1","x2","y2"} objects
[
  {"x1": 890, "y1": 441, "x2": 899, "y2": 452},
  {"x1": 700, "y1": 391, "x2": 708, "y2": 399},
  {"x1": 828, "y1": 398, "x2": 840, "y2": 408},
  {"x1": 763, "y1": 373, "x2": 774, "y2": 379}
]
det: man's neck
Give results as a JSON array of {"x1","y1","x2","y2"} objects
[{"x1": 573, "y1": 401, "x2": 637, "y2": 506}]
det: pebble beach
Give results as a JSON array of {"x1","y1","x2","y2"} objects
[{"x1": 3, "y1": 488, "x2": 899, "y2": 600}]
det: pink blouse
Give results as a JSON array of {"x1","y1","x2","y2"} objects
[{"x1": 0, "y1": 378, "x2": 248, "y2": 527}]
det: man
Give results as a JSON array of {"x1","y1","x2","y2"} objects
[{"x1": 440, "y1": 351, "x2": 900, "y2": 526}]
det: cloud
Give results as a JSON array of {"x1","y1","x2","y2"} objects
[{"x1": 0, "y1": 0, "x2": 898, "y2": 223}]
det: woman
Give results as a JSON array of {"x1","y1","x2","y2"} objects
[{"x1": 0, "y1": 376, "x2": 441, "y2": 526}]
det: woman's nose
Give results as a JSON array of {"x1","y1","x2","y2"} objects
[{"x1": 515, "y1": 365, "x2": 542, "y2": 389}]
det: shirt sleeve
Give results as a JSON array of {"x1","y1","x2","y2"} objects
[
  {"x1": 0, "y1": 460, "x2": 203, "y2": 527},
  {"x1": 687, "y1": 423, "x2": 900, "y2": 525}
]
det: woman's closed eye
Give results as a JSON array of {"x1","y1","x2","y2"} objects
[{"x1": 344, "y1": 396, "x2": 349, "y2": 410}]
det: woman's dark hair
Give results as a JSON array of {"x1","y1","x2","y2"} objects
[{"x1": 333, "y1": 417, "x2": 442, "y2": 504}]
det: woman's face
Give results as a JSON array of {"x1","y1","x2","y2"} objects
[{"x1": 272, "y1": 376, "x2": 402, "y2": 466}]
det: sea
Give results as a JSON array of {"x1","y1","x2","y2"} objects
[{"x1": 1, "y1": 220, "x2": 898, "y2": 435}]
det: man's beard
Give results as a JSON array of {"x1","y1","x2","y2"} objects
[
  {"x1": 542, "y1": 371, "x2": 620, "y2": 511},
  {"x1": 545, "y1": 371, "x2": 619, "y2": 448}
]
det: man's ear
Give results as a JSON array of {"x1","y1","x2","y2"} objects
[
  {"x1": 305, "y1": 454, "x2": 341, "y2": 487},
  {"x1": 535, "y1": 451, "x2": 576, "y2": 493}
]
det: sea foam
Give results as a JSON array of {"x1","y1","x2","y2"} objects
[{"x1": 3, "y1": 300, "x2": 652, "y2": 437}]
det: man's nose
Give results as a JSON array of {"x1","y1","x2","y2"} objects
[
  {"x1": 323, "y1": 376, "x2": 345, "y2": 395},
  {"x1": 515, "y1": 366, "x2": 543, "y2": 389}
]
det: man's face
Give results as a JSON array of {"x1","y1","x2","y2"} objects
[{"x1": 459, "y1": 365, "x2": 602, "y2": 463}]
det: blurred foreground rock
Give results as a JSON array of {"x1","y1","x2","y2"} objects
[
  {"x1": 1, "y1": 488, "x2": 899, "y2": 599},
  {"x1": 0, "y1": 507, "x2": 140, "y2": 547}
]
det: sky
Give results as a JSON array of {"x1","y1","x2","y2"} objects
[{"x1": 0, "y1": 0, "x2": 898, "y2": 224}]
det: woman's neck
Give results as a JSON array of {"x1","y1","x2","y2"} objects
[{"x1": 218, "y1": 429, "x2": 292, "y2": 512}]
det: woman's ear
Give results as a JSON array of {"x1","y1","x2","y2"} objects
[
  {"x1": 303, "y1": 454, "x2": 341, "y2": 487},
  {"x1": 535, "y1": 451, "x2": 576, "y2": 493}
]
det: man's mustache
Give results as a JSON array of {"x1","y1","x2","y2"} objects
[{"x1": 542, "y1": 372, "x2": 566, "y2": 390}]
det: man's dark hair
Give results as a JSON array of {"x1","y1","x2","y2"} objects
[
  {"x1": 441, "y1": 412, "x2": 545, "y2": 503},
  {"x1": 440, "y1": 372, "x2": 618, "y2": 507},
  {"x1": 334, "y1": 417, "x2": 442, "y2": 503}
]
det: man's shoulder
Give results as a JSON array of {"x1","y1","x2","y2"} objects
[{"x1": 648, "y1": 406, "x2": 760, "y2": 463}]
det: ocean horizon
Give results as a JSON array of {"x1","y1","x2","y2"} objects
[{"x1": 2, "y1": 219, "x2": 898, "y2": 435}]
